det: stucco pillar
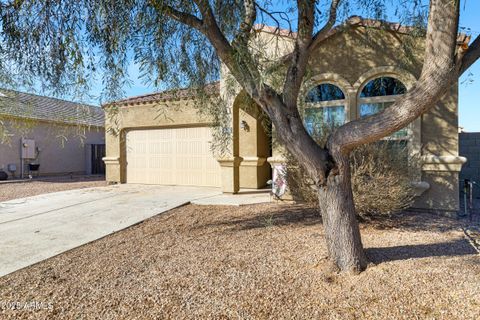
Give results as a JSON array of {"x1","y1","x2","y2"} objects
[
  {"x1": 218, "y1": 157, "x2": 243, "y2": 193},
  {"x1": 238, "y1": 102, "x2": 271, "y2": 189},
  {"x1": 103, "y1": 156, "x2": 121, "y2": 184},
  {"x1": 217, "y1": 67, "x2": 242, "y2": 194},
  {"x1": 346, "y1": 88, "x2": 357, "y2": 122}
]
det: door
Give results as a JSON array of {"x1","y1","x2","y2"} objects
[
  {"x1": 125, "y1": 127, "x2": 221, "y2": 186},
  {"x1": 91, "y1": 144, "x2": 106, "y2": 175}
]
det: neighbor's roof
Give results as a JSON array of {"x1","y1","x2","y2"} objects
[
  {"x1": 107, "y1": 82, "x2": 220, "y2": 107},
  {"x1": 254, "y1": 15, "x2": 471, "y2": 46},
  {"x1": 0, "y1": 89, "x2": 104, "y2": 127}
]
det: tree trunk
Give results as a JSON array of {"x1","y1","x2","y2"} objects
[{"x1": 318, "y1": 155, "x2": 368, "y2": 273}]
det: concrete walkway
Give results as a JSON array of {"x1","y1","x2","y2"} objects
[
  {"x1": 0, "y1": 184, "x2": 221, "y2": 277},
  {"x1": 192, "y1": 188, "x2": 272, "y2": 206}
]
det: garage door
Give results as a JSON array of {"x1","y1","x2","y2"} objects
[{"x1": 126, "y1": 127, "x2": 221, "y2": 187}]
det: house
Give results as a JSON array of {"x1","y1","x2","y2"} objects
[
  {"x1": 0, "y1": 89, "x2": 105, "y2": 178},
  {"x1": 459, "y1": 132, "x2": 480, "y2": 203},
  {"x1": 104, "y1": 17, "x2": 470, "y2": 214}
]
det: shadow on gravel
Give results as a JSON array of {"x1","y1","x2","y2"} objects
[
  {"x1": 362, "y1": 211, "x2": 463, "y2": 233},
  {"x1": 366, "y1": 239, "x2": 477, "y2": 263},
  {"x1": 199, "y1": 205, "x2": 322, "y2": 231}
]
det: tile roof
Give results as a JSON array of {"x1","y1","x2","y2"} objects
[
  {"x1": 0, "y1": 89, "x2": 104, "y2": 127},
  {"x1": 107, "y1": 82, "x2": 220, "y2": 106}
]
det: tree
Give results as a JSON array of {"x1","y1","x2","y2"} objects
[{"x1": 0, "y1": 0, "x2": 479, "y2": 272}]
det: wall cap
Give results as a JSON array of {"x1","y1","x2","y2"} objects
[
  {"x1": 421, "y1": 155, "x2": 467, "y2": 164},
  {"x1": 217, "y1": 157, "x2": 243, "y2": 167},
  {"x1": 267, "y1": 156, "x2": 286, "y2": 166},
  {"x1": 102, "y1": 157, "x2": 120, "y2": 164},
  {"x1": 241, "y1": 156, "x2": 267, "y2": 166},
  {"x1": 421, "y1": 155, "x2": 467, "y2": 172}
]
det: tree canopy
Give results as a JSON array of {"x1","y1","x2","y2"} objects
[{"x1": 0, "y1": 0, "x2": 433, "y2": 102}]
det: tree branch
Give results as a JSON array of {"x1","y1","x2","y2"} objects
[
  {"x1": 460, "y1": 35, "x2": 480, "y2": 76},
  {"x1": 282, "y1": 0, "x2": 315, "y2": 109},
  {"x1": 156, "y1": 0, "x2": 332, "y2": 183},
  {"x1": 309, "y1": 0, "x2": 340, "y2": 52},
  {"x1": 265, "y1": 0, "x2": 340, "y2": 77},
  {"x1": 151, "y1": 2, "x2": 203, "y2": 30},
  {"x1": 232, "y1": 0, "x2": 256, "y2": 45},
  {"x1": 255, "y1": 4, "x2": 293, "y2": 31}
]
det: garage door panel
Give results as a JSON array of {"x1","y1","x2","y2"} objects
[{"x1": 126, "y1": 127, "x2": 221, "y2": 187}]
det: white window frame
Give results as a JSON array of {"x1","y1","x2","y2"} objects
[
  {"x1": 303, "y1": 82, "x2": 348, "y2": 132},
  {"x1": 358, "y1": 93, "x2": 411, "y2": 142}
]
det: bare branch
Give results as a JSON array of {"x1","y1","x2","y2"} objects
[
  {"x1": 309, "y1": 0, "x2": 340, "y2": 52},
  {"x1": 232, "y1": 0, "x2": 256, "y2": 45},
  {"x1": 265, "y1": 0, "x2": 340, "y2": 77},
  {"x1": 186, "y1": 0, "x2": 261, "y2": 99},
  {"x1": 255, "y1": 4, "x2": 293, "y2": 31},
  {"x1": 282, "y1": 0, "x2": 316, "y2": 109},
  {"x1": 151, "y1": 2, "x2": 203, "y2": 30},
  {"x1": 460, "y1": 35, "x2": 480, "y2": 75},
  {"x1": 193, "y1": 0, "x2": 218, "y2": 26}
]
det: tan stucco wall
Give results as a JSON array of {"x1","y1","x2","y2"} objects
[
  {"x1": 265, "y1": 26, "x2": 461, "y2": 212},
  {"x1": 104, "y1": 99, "x2": 215, "y2": 184},
  {"x1": 106, "y1": 93, "x2": 272, "y2": 191},
  {"x1": 0, "y1": 118, "x2": 104, "y2": 177}
]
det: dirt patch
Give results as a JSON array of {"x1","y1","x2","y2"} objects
[
  {"x1": 0, "y1": 203, "x2": 479, "y2": 319},
  {"x1": 0, "y1": 175, "x2": 106, "y2": 202}
]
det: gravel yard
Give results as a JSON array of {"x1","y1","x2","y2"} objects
[
  {"x1": 0, "y1": 203, "x2": 479, "y2": 319},
  {"x1": 0, "y1": 175, "x2": 106, "y2": 202}
]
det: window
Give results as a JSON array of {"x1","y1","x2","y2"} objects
[
  {"x1": 358, "y1": 77, "x2": 408, "y2": 139},
  {"x1": 304, "y1": 83, "x2": 346, "y2": 136}
]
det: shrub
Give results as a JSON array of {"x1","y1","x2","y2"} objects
[{"x1": 285, "y1": 140, "x2": 420, "y2": 218}]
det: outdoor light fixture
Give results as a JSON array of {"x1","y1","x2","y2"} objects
[{"x1": 240, "y1": 120, "x2": 250, "y2": 132}]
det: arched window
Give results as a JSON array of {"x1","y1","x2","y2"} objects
[
  {"x1": 303, "y1": 83, "x2": 346, "y2": 136},
  {"x1": 358, "y1": 77, "x2": 408, "y2": 138}
]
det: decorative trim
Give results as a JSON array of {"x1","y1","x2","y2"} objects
[
  {"x1": 299, "y1": 73, "x2": 353, "y2": 123},
  {"x1": 301, "y1": 73, "x2": 354, "y2": 96},
  {"x1": 411, "y1": 181, "x2": 430, "y2": 197},
  {"x1": 353, "y1": 66, "x2": 417, "y2": 90},
  {"x1": 354, "y1": 67, "x2": 421, "y2": 159},
  {"x1": 421, "y1": 155, "x2": 467, "y2": 172},
  {"x1": 217, "y1": 157, "x2": 243, "y2": 167},
  {"x1": 102, "y1": 157, "x2": 120, "y2": 164},
  {"x1": 267, "y1": 156, "x2": 286, "y2": 166},
  {"x1": 240, "y1": 157, "x2": 267, "y2": 167}
]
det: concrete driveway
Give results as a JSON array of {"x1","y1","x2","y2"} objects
[{"x1": 0, "y1": 184, "x2": 221, "y2": 277}]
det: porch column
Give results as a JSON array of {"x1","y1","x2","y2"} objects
[
  {"x1": 218, "y1": 157, "x2": 243, "y2": 193},
  {"x1": 217, "y1": 68, "x2": 242, "y2": 194}
]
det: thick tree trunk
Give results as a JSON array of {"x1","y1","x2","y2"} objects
[{"x1": 318, "y1": 155, "x2": 368, "y2": 273}]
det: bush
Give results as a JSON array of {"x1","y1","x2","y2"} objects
[{"x1": 285, "y1": 140, "x2": 420, "y2": 218}]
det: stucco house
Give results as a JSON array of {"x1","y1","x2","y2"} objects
[
  {"x1": 0, "y1": 89, "x2": 105, "y2": 178},
  {"x1": 104, "y1": 17, "x2": 470, "y2": 214}
]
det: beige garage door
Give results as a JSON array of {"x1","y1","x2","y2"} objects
[{"x1": 126, "y1": 127, "x2": 221, "y2": 187}]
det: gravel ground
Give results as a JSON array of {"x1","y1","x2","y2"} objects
[
  {"x1": 0, "y1": 203, "x2": 479, "y2": 319},
  {"x1": 0, "y1": 175, "x2": 106, "y2": 202}
]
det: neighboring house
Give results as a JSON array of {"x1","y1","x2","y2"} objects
[
  {"x1": 0, "y1": 89, "x2": 105, "y2": 178},
  {"x1": 104, "y1": 17, "x2": 470, "y2": 214},
  {"x1": 459, "y1": 132, "x2": 480, "y2": 201}
]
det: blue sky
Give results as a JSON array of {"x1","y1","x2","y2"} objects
[
  {"x1": 458, "y1": 1, "x2": 480, "y2": 132},
  {"x1": 96, "y1": 1, "x2": 480, "y2": 132}
]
